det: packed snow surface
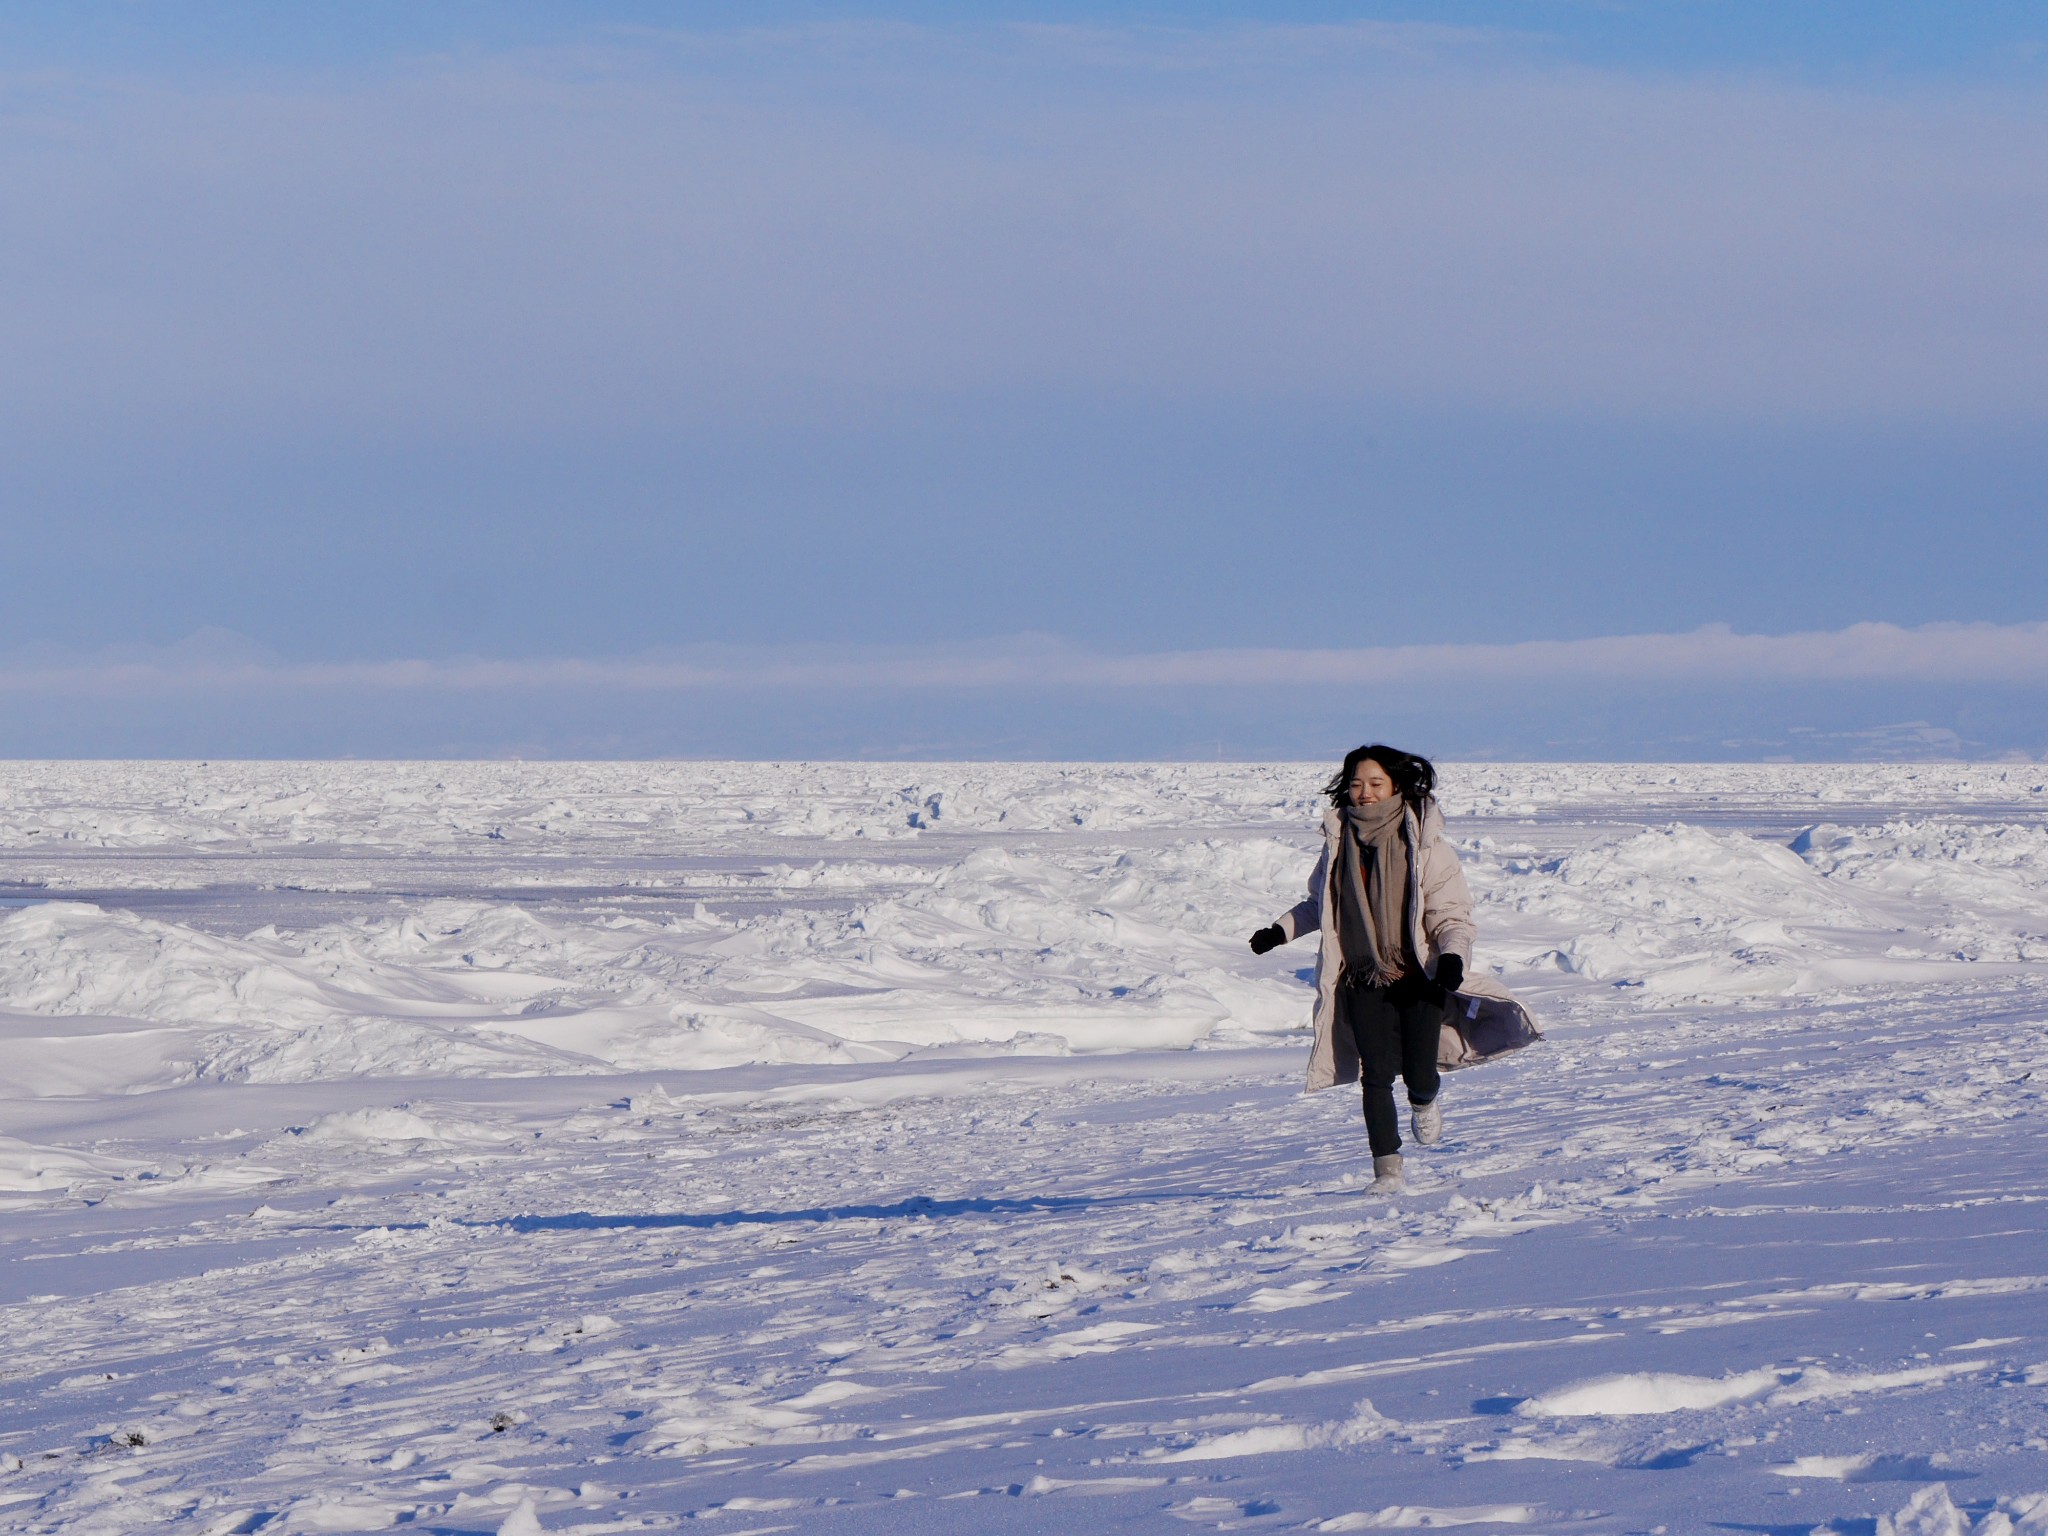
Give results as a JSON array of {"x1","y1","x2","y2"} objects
[{"x1": 0, "y1": 759, "x2": 2045, "y2": 1533}]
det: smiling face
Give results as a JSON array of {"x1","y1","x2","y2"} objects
[{"x1": 1347, "y1": 759, "x2": 1397, "y2": 807}]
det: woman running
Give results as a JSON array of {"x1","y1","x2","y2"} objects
[{"x1": 1250, "y1": 744, "x2": 1533, "y2": 1188}]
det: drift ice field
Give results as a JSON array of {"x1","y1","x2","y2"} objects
[{"x1": 2, "y1": 760, "x2": 2047, "y2": 1536}]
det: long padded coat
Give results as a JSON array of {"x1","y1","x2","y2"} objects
[{"x1": 1274, "y1": 801, "x2": 1539, "y2": 1093}]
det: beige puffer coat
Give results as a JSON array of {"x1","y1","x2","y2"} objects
[{"x1": 1272, "y1": 800, "x2": 1538, "y2": 1092}]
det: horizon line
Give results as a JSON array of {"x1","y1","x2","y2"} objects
[{"x1": 5, "y1": 619, "x2": 2048, "y2": 695}]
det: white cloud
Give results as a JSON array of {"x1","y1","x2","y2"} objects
[{"x1": 6, "y1": 621, "x2": 2047, "y2": 696}]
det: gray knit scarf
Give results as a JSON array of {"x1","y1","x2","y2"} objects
[{"x1": 1335, "y1": 798, "x2": 1411, "y2": 987}]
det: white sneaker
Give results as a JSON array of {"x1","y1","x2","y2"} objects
[
  {"x1": 1411, "y1": 1097, "x2": 1443, "y2": 1146},
  {"x1": 1372, "y1": 1153, "x2": 1404, "y2": 1188}
]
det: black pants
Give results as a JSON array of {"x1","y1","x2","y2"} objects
[{"x1": 1338, "y1": 973, "x2": 1443, "y2": 1158}]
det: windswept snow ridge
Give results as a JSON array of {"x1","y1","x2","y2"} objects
[
  {"x1": 0, "y1": 761, "x2": 2044, "y2": 1090},
  {"x1": 0, "y1": 761, "x2": 2044, "y2": 1533}
]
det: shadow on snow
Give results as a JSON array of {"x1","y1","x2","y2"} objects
[{"x1": 489, "y1": 1188, "x2": 1239, "y2": 1234}]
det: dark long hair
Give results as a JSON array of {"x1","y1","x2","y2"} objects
[{"x1": 1322, "y1": 744, "x2": 1437, "y2": 810}]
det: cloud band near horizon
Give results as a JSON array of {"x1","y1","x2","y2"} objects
[{"x1": 8, "y1": 621, "x2": 2048, "y2": 696}]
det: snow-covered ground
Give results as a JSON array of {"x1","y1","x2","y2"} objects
[{"x1": 1, "y1": 760, "x2": 2045, "y2": 1535}]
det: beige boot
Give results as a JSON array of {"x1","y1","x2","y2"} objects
[
  {"x1": 1411, "y1": 1096, "x2": 1443, "y2": 1147},
  {"x1": 1372, "y1": 1153, "x2": 1404, "y2": 1188}
]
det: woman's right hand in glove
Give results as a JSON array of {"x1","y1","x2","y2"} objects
[{"x1": 1248, "y1": 924, "x2": 1285, "y2": 955}]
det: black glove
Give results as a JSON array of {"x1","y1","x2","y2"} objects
[
  {"x1": 1248, "y1": 924, "x2": 1285, "y2": 955},
  {"x1": 1434, "y1": 954, "x2": 1464, "y2": 995}
]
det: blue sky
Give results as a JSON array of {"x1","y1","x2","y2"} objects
[
  {"x1": 2, "y1": 3, "x2": 2045, "y2": 757},
  {"x1": 5, "y1": 3, "x2": 2044, "y2": 79}
]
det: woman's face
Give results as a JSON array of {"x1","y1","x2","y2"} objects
[{"x1": 1347, "y1": 760, "x2": 1397, "y2": 807}]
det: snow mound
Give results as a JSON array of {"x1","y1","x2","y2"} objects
[
  {"x1": 1315, "y1": 1508, "x2": 1567, "y2": 1530},
  {"x1": 3, "y1": 763, "x2": 2045, "y2": 1089},
  {"x1": 1522, "y1": 1359, "x2": 1985, "y2": 1420},
  {"x1": 1874, "y1": 1484, "x2": 2025, "y2": 1536},
  {"x1": 0, "y1": 833, "x2": 1315, "y2": 1090},
  {"x1": 292, "y1": 1107, "x2": 508, "y2": 1147},
  {"x1": 1157, "y1": 1399, "x2": 1395, "y2": 1461},
  {"x1": 1477, "y1": 815, "x2": 2048, "y2": 1000},
  {"x1": 0, "y1": 1134, "x2": 157, "y2": 1197},
  {"x1": 1520, "y1": 1368, "x2": 1782, "y2": 1416}
]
